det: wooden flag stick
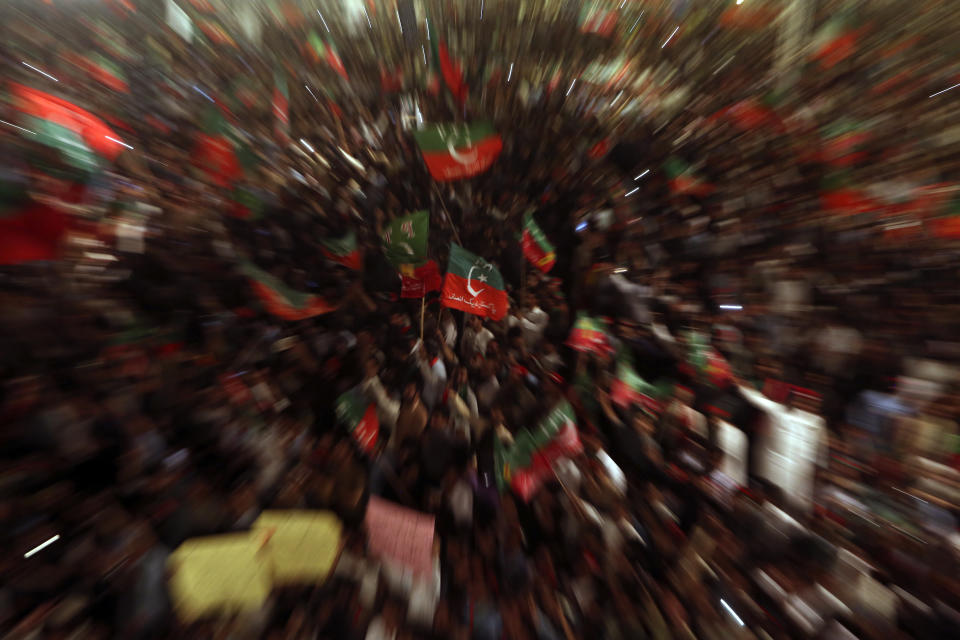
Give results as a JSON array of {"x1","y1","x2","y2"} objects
[
  {"x1": 432, "y1": 183, "x2": 462, "y2": 245},
  {"x1": 420, "y1": 296, "x2": 426, "y2": 340}
]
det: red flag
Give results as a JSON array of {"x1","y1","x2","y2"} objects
[{"x1": 400, "y1": 260, "x2": 442, "y2": 298}]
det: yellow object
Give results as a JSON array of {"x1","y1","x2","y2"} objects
[
  {"x1": 252, "y1": 510, "x2": 343, "y2": 584},
  {"x1": 167, "y1": 533, "x2": 271, "y2": 622}
]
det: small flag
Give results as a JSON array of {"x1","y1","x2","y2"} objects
[
  {"x1": 400, "y1": 259, "x2": 442, "y2": 298},
  {"x1": 272, "y1": 70, "x2": 290, "y2": 143},
  {"x1": 240, "y1": 261, "x2": 337, "y2": 321},
  {"x1": 427, "y1": 16, "x2": 467, "y2": 105},
  {"x1": 413, "y1": 122, "x2": 503, "y2": 182},
  {"x1": 308, "y1": 31, "x2": 348, "y2": 80},
  {"x1": 520, "y1": 211, "x2": 556, "y2": 272},
  {"x1": 663, "y1": 157, "x2": 714, "y2": 197},
  {"x1": 322, "y1": 231, "x2": 362, "y2": 270},
  {"x1": 383, "y1": 210, "x2": 429, "y2": 272},
  {"x1": 495, "y1": 401, "x2": 582, "y2": 501},
  {"x1": 78, "y1": 53, "x2": 130, "y2": 93},
  {"x1": 810, "y1": 14, "x2": 858, "y2": 69},
  {"x1": 336, "y1": 386, "x2": 379, "y2": 454},
  {"x1": 579, "y1": 4, "x2": 618, "y2": 37},
  {"x1": 567, "y1": 314, "x2": 613, "y2": 355},
  {"x1": 441, "y1": 244, "x2": 508, "y2": 321},
  {"x1": 610, "y1": 362, "x2": 672, "y2": 414}
]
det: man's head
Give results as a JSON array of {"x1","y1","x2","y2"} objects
[{"x1": 430, "y1": 404, "x2": 450, "y2": 430}]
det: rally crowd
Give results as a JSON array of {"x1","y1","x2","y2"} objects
[{"x1": 2, "y1": 1, "x2": 960, "y2": 639}]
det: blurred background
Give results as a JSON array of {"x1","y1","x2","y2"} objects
[{"x1": 2, "y1": 0, "x2": 960, "y2": 638}]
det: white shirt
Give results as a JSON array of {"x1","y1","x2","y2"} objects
[{"x1": 419, "y1": 357, "x2": 447, "y2": 410}]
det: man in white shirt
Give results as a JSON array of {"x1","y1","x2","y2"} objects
[{"x1": 417, "y1": 340, "x2": 447, "y2": 410}]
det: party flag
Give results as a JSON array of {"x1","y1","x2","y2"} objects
[
  {"x1": 567, "y1": 314, "x2": 612, "y2": 355},
  {"x1": 579, "y1": 4, "x2": 617, "y2": 37},
  {"x1": 383, "y1": 209, "x2": 429, "y2": 273},
  {"x1": 664, "y1": 157, "x2": 714, "y2": 197},
  {"x1": 610, "y1": 362, "x2": 672, "y2": 414},
  {"x1": 441, "y1": 244, "x2": 508, "y2": 321},
  {"x1": 496, "y1": 401, "x2": 582, "y2": 501},
  {"x1": 240, "y1": 261, "x2": 336, "y2": 321},
  {"x1": 400, "y1": 259, "x2": 442, "y2": 298},
  {"x1": 322, "y1": 231, "x2": 362, "y2": 270},
  {"x1": 308, "y1": 31, "x2": 348, "y2": 80},
  {"x1": 272, "y1": 70, "x2": 290, "y2": 143},
  {"x1": 336, "y1": 386, "x2": 379, "y2": 454},
  {"x1": 520, "y1": 211, "x2": 556, "y2": 272},
  {"x1": 414, "y1": 122, "x2": 502, "y2": 182}
]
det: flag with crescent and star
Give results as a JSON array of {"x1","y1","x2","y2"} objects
[
  {"x1": 383, "y1": 210, "x2": 429, "y2": 275},
  {"x1": 441, "y1": 244, "x2": 508, "y2": 321},
  {"x1": 413, "y1": 122, "x2": 502, "y2": 182}
]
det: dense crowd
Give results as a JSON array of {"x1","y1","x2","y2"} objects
[{"x1": 2, "y1": 1, "x2": 960, "y2": 639}]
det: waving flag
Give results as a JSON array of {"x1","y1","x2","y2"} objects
[
  {"x1": 308, "y1": 31, "x2": 348, "y2": 80},
  {"x1": 414, "y1": 122, "x2": 502, "y2": 181},
  {"x1": 567, "y1": 314, "x2": 612, "y2": 355},
  {"x1": 336, "y1": 386, "x2": 379, "y2": 454},
  {"x1": 441, "y1": 244, "x2": 508, "y2": 321},
  {"x1": 322, "y1": 231, "x2": 362, "y2": 270},
  {"x1": 664, "y1": 157, "x2": 714, "y2": 197},
  {"x1": 427, "y1": 16, "x2": 467, "y2": 105},
  {"x1": 240, "y1": 262, "x2": 336, "y2": 321},
  {"x1": 496, "y1": 401, "x2": 582, "y2": 501},
  {"x1": 610, "y1": 362, "x2": 673, "y2": 414},
  {"x1": 272, "y1": 70, "x2": 290, "y2": 143},
  {"x1": 520, "y1": 211, "x2": 556, "y2": 272},
  {"x1": 383, "y1": 209, "x2": 429, "y2": 273},
  {"x1": 400, "y1": 260, "x2": 442, "y2": 299}
]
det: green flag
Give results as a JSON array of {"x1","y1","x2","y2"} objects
[
  {"x1": 382, "y1": 210, "x2": 429, "y2": 273},
  {"x1": 336, "y1": 386, "x2": 379, "y2": 454}
]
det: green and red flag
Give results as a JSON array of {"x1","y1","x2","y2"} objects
[
  {"x1": 383, "y1": 209, "x2": 429, "y2": 273},
  {"x1": 272, "y1": 70, "x2": 290, "y2": 143},
  {"x1": 686, "y1": 332, "x2": 734, "y2": 388},
  {"x1": 579, "y1": 3, "x2": 617, "y2": 37},
  {"x1": 520, "y1": 211, "x2": 556, "y2": 273},
  {"x1": 567, "y1": 314, "x2": 612, "y2": 355},
  {"x1": 76, "y1": 53, "x2": 129, "y2": 93},
  {"x1": 230, "y1": 185, "x2": 265, "y2": 220},
  {"x1": 441, "y1": 244, "x2": 509, "y2": 321},
  {"x1": 810, "y1": 14, "x2": 859, "y2": 69},
  {"x1": 413, "y1": 122, "x2": 502, "y2": 182},
  {"x1": 336, "y1": 386, "x2": 379, "y2": 454},
  {"x1": 194, "y1": 107, "x2": 243, "y2": 188},
  {"x1": 819, "y1": 172, "x2": 876, "y2": 216},
  {"x1": 610, "y1": 362, "x2": 673, "y2": 414},
  {"x1": 495, "y1": 401, "x2": 582, "y2": 501},
  {"x1": 820, "y1": 119, "x2": 870, "y2": 167},
  {"x1": 427, "y1": 17, "x2": 467, "y2": 105},
  {"x1": 322, "y1": 231, "x2": 362, "y2": 270},
  {"x1": 240, "y1": 261, "x2": 337, "y2": 321},
  {"x1": 931, "y1": 191, "x2": 960, "y2": 239},
  {"x1": 308, "y1": 31, "x2": 348, "y2": 80},
  {"x1": 400, "y1": 259, "x2": 443, "y2": 298},
  {"x1": 664, "y1": 157, "x2": 714, "y2": 197}
]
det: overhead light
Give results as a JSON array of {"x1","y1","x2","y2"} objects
[
  {"x1": 613, "y1": 267, "x2": 627, "y2": 274},
  {"x1": 929, "y1": 82, "x2": 960, "y2": 98},
  {"x1": 305, "y1": 84, "x2": 320, "y2": 103},
  {"x1": 22, "y1": 61, "x2": 58, "y2": 82},
  {"x1": 576, "y1": 221, "x2": 588, "y2": 232},
  {"x1": 630, "y1": 12, "x2": 644, "y2": 33},
  {"x1": 566, "y1": 79, "x2": 576, "y2": 96},
  {"x1": 719, "y1": 304, "x2": 743, "y2": 311},
  {"x1": 193, "y1": 85, "x2": 214, "y2": 102},
  {"x1": 396, "y1": 8, "x2": 403, "y2": 33},
  {"x1": 362, "y1": 5, "x2": 372, "y2": 29},
  {"x1": 1, "y1": 119, "x2": 35, "y2": 135},
  {"x1": 24, "y1": 535, "x2": 60, "y2": 558},
  {"x1": 625, "y1": 187, "x2": 639, "y2": 197},
  {"x1": 736, "y1": 0, "x2": 744, "y2": 4},
  {"x1": 422, "y1": 44, "x2": 427, "y2": 65},
  {"x1": 300, "y1": 138, "x2": 315, "y2": 153},
  {"x1": 662, "y1": 26, "x2": 680, "y2": 48},
  {"x1": 317, "y1": 10, "x2": 330, "y2": 33},
  {"x1": 105, "y1": 135, "x2": 133, "y2": 150},
  {"x1": 634, "y1": 169, "x2": 650, "y2": 180},
  {"x1": 507, "y1": 63, "x2": 514, "y2": 83},
  {"x1": 721, "y1": 599, "x2": 745, "y2": 626}
]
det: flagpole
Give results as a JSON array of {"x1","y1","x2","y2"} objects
[
  {"x1": 432, "y1": 183, "x2": 462, "y2": 245},
  {"x1": 420, "y1": 296, "x2": 426, "y2": 340}
]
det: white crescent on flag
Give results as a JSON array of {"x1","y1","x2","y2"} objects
[
  {"x1": 466, "y1": 264, "x2": 485, "y2": 297},
  {"x1": 447, "y1": 139, "x2": 479, "y2": 166}
]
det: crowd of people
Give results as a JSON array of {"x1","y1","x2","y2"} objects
[{"x1": 2, "y1": 0, "x2": 960, "y2": 638}]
